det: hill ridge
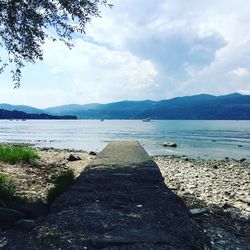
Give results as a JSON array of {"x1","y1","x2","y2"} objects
[{"x1": 1, "y1": 93, "x2": 250, "y2": 120}]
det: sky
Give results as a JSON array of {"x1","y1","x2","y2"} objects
[{"x1": 1, "y1": 0, "x2": 250, "y2": 108}]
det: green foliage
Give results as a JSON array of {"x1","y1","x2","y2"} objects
[
  {"x1": 0, "y1": 173, "x2": 28, "y2": 206},
  {"x1": 0, "y1": 0, "x2": 112, "y2": 87},
  {"x1": 0, "y1": 144, "x2": 38, "y2": 164},
  {"x1": 46, "y1": 169, "x2": 75, "y2": 205}
]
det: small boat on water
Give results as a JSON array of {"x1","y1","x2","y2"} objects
[{"x1": 142, "y1": 118, "x2": 151, "y2": 122}]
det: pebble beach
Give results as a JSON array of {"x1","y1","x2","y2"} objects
[{"x1": 154, "y1": 155, "x2": 250, "y2": 249}]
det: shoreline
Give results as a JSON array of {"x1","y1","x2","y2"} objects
[
  {"x1": 0, "y1": 146, "x2": 249, "y2": 248},
  {"x1": 3, "y1": 141, "x2": 250, "y2": 161}
]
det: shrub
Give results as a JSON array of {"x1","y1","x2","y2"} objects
[
  {"x1": 0, "y1": 173, "x2": 28, "y2": 206},
  {"x1": 46, "y1": 169, "x2": 75, "y2": 205},
  {"x1": 0, "y1": 144, "x2": 38, "y2": 164}
]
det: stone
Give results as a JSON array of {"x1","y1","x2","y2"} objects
[
  {"x1": 163, "y1": 141, "x2": 177, "y2": 147},
  {"x1": 89, "y1": 151, "x2": 97, "y2": 156},
  {"x1": 0, "y1": 237, "x2": 8, "y2": 248},
  {"x1": 189, "y1": 208, "x2": 208, "y2": 216},
  {"x1": 0, "y1": 208, "x2": 25, "y2": 226},
  {"x1": 222, "y1": 203, "x2": 231, "y2": 209},
  {"x1": 239, "y1": 197, "x2": 250, "y2": 205},
  {"x1": 67, "y1": 154, "x2": 81, "y2": 161},
  {"x1": 240, "y1": 158, "x2": 246, "y2": 163},
  {"x1": 13, "y1": 201, "x2": 49, "y2": 219}
]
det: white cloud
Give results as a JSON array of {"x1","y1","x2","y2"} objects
[
  {"x1": 0, "y1": 88, "x2": 72, "y2": 108},
  {"x1": 1, "y1": 0, "x2": 250, "y2": 106},
  {"x1": 42, "y1": 39, "x2": 159, "y2": 104},
  {"x1": 86, "y1": 0, "x2": 250, "y2": 98},
  {"x1": 230, "y1": 67, "x2": 250, "y2": 77}
]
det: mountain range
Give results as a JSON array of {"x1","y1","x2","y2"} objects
[{"x1": 1, "y1": 93, "x2": 250, "y2": 120}]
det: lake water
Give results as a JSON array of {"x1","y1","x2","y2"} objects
[{"x1": 0, "y1": 120, "x2": 250, "y2": 159}]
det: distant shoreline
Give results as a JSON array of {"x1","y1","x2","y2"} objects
[{"x1": 0, "y1": 109, "x2": 77, "y2": 120}]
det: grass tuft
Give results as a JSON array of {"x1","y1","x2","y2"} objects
[
  {"x1": 46, "y1": 169, "x2": 75, "y2": 205},
  {"x1": 0, "y1": 173, "x2": 28, "y2": 206},
  {"x1": 0, "y1": 144, "x2": 38, "y2": 164}
]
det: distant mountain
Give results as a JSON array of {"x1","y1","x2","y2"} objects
[
  {"x1": 44, "y1": 103, "x2": 101, "y2": 116},
  {"x1": 0, "y1": 103, "x2": 44, "y2": 114},
  {"x1": 44, "y1": 100, "x2": 157, "y2": 117},
  {"x1": 0, "y1": 109, "x2": 77, "y2": 120},
  {"x1": 2, "y1": 93, "x2": 250, "y2": 119},
  {"x1": 43, "y1": 93, "x2": 250, "y2": 120}
]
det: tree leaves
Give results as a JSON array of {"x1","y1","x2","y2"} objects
[{"x1": 0, "y1": 0, "x2": 111, "y2": 87}]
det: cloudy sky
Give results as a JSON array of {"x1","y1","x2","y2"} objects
[{"x1": 1, "y1": 0, "x2": 250, "y2": 108}]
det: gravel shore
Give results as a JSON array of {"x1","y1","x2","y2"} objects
[{"x1": 154, "y1": 155, "x2": 250, "y2": 249}]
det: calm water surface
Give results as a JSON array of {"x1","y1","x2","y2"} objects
[{"x1": 0, "y1": 120, "x2": 250, "y2": 159}]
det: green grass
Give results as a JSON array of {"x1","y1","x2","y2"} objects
[
  {"x1": 46, "y1": 169, "x2": 75, "y2": 205},
  {"x1": 0, "y1": 173, "x2": 28, "y2": 206},
  {"x1": 0, "y1": 144, "x2": 38, "y2": 164}
]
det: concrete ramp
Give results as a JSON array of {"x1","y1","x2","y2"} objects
[{"x1": 5, "y1": 141, "x2": 209, "y2": 249}]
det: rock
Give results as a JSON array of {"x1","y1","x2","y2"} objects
[
  {"x1": 0, "y1": 199, "x2": 7, "y2": 208},
  {"x1": 222, "y1": 203, "x2": 231, "y2": 209},
  {"x1": 0, "y1": 237, "x2": 8, "y2": 248},
  {"x1": 245, "y1": 207, "x2": 250, "y2": 212},
  {"x1": 238, "y1": 145, "x2": 243, "y2": 147},
  {"x1": 189, "y1": 208, "x2": 208, "y2": 216},
  {"x1": 67, "y1": 154, "x2": 81, "y2": 161},
  {"x1": 14, "y1": 219, "x2": 35, "y2": 231},
  {"x1": 0, "y1": 208, "x2": 25, "y2": 227},
  {"x1": 239, "y1": 197, "x2": 250, "y2": 205},
  {"x1": 13, "y1": 201, "x2": 49, "y2": 219},
  {"x1": 163, "y1": 141, "x2": 177, "y2": 148},
  {"x1": 89, "y1": 151, "x2": 97, "y2": 156},
  {"x1": 217, "y1": 240, "x2": 226, "y2": 245},
  {"x1": 240, "y1": 158, "x2": 246, "y2": 163}
]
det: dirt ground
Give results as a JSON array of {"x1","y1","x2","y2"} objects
[{"x1": 0, "y1": 147, "x2": 94, "y2": 201}]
